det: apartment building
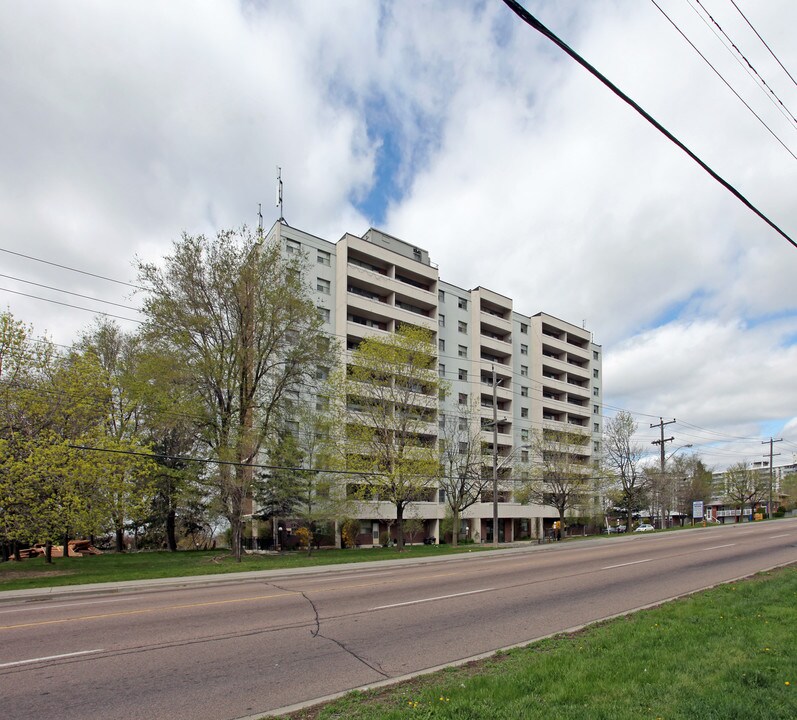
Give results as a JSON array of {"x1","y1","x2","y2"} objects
[{"x1": 260, "y1": 220, "x2": 602, "y2": 545}]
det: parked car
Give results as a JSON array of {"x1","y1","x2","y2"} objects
[
  {"x1": 634, "y1": 523, "x2": 655, "y2": 532},
  {"x1": 607, "y1": 525, "x2": 626, "y2": 533}
]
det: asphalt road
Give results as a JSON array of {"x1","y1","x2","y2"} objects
[{"x1": 1, "y1": 519, "x2": 795, "y2": 720}]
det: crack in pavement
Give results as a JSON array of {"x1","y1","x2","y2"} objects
[{"x1": 269, "y1": 582, "x2": 388, "y2": 679}]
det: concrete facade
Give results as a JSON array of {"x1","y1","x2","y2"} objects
[{"x1": 260, "y1": 221, "x2": 602, "y2": 545}]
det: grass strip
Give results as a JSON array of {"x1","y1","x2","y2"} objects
[
  {"x1": 0, "y1": 544, "x2": 493, "y2": 591},
  {"x1": 271, "y1": 566, "x2": 797, "y2": 720}
]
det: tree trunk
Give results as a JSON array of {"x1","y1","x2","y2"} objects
[
  {"x1": 1, "y1": 542, "x2": 9, "y2": 563},
  {"x1": 166, "y1": 508, "x2": 177, "y2": 551},
  {"x1": 13, "y1": 541, "x2": 21, "y2": 562},
  {"x1": 44, "y1": 540, "x2": 52, "y2": 564},
  {"x1": 559, "y1": 509, "x2": 566, "y2": 540},
  {"x1": 451, "y1": 508, "x2": 459, "y2": 548},
  {"x1": 62, "y1": 529, "x2": 70, "y2": 558},
  {"x1": 115, "y1": 526, "x2": 125, "y2": 553},
  {"x1": 396, "y1": 504, "x2": 405, "y2": 551}
]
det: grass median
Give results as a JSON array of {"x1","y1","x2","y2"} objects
[
  {"x1": 270, "y1": 565, "x2": 797, "y2": 720},
  {"x1": 0, "y1": 544, "x2": 495, "y2": 591}
]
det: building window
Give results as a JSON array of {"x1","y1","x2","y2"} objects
[
  {"x1": 593, "y1": 368, "x2": 599, "y2": 379},
  {"x1": 439, "y1": 363, "x2": 446, "y2": 378},
  {"x1": 520, "y1": 323, "x2": 528, "y2": 334},
  {"x1": 439, "y1": 413, "x2": 445, "y2": 429},
  {"x1": 521, "y1": 386, "x2": 528, "y2": 397},
  {"x1": 521, "y1": 407, "x2": 529, "y2": 418},
  {"x1": 439, "y1": 339, "x2": 445, "y2": 352},
  {"x1": 317, "y1": 277, "x2": 330, "y2": 294},
  {"x1": 439, "y1": 289, "x2": 445, "y2": 302},
  {"x1": 458, "y1": 417, "x2": 468, "y2": 430},
  {"x1": 520, "y1": 365, "x2": 528, "y2": 377},
  {"x1": 593, "y1": 350, "x2": 599, "y2": 360},
  {"x1": 316, "y1": 366, "x2": 329, "y2": 380},
  {"x1": 594, "y1": 422, "x2": 600, "y2": 432},
  {"x1": 593, "y1": 440, "x2": 601, "y2": 452},
  {"x1": 521, "y1": 450, "x2": 529, "y2": 462},
  {"x1": 459, "y1": 441, "x2": 468, "y2": 454},
  {"x1": 521, "y1": 428, "x2": 529, "y2": 441},
  {"x1": 458, "y1": 368, "x2": 467, "y2": 381},
  {"x1": 520, "y1": 343, "x2": 528, "y2": 355},
  {"x1": 317, "y1": 306, "x2": 330, "y2": 323},
  {"x1": 593, "y1": 404, "x2": 599, "y2": 414},
  {"x1": 317, "y1": 250, "x2": 331, "y2": 266},
  {"x1": 458, "y1": 345, "x2": 467, "y2": 358},
  {"x1": 593, "y1": 386, "x2": 600, "y2": 397},
  {"x1": 439, "y1": 314, "x2": 445, "y2": 327},
  {"x1": 439, "y1": 487, "x2": 446, "y2": 503},
  {"x1": 316, "y1": 396, "x2": 329, "y2": 411},
  {"x1": 458, "y1": 392, "x2": 468, "y2": 405},
  {"x1": 286, "y1": 239, "x2": 300, "y2": 254},
  {"x1": 458, "y1": 320, "x2": 467, "y2": 334},
  {"x1": 458, "y1": 297, "x2": 467, "y2": 310}
]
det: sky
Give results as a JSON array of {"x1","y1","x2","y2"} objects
[{"x1": 1, "y1": 0, "x2": 796, "y2": 471}]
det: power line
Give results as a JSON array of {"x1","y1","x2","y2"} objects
[
  {"x1": 692, "y1": 0, "x2": 797, "y2": 126},
  {"x1": 728, "y1": 0, "x2": 797, "y2": 88},
  {"x1": 0, "y1": 273, "x2": 142, "y2": 313},
  {"x1": 0, "y1": 287, "x2": 144, "y2": 325},
  {"x1": 500, "y1": 0, "x2": 797, "y2": 250},
  {"x1": 649, "y1": 0, "x2": 796, "y2": 161},
  {"x1": 0, "y1": 246, "x2": 145, "y2": 291}
]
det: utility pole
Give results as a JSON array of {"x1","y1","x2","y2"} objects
[
  {"x1": 492, "y1": 365, "x2": 499, "y2": 548},
  {"x1": 651, "y1": 417, "x2": 675, "y2": 529},
  {"x1": 762, "y1": 437, "x2": 782, "y2": 519}
]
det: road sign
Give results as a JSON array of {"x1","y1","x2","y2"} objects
[{"x1": 693, "y1": 500, "x2": 704, "y2": 519}]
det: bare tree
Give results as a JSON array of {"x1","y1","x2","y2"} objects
[
  {"x1": 438, "y1": 401, "x2": 490, "y2": 546},
  {"x1": 723, "y1": 461, "x2": 766, "y2": 522},
  {"x1": 517, "y1": 426, "x2": 594, "y2": 538},
  {"x1": 603, "y1": 411, "x2": 647, "y2": 532}
]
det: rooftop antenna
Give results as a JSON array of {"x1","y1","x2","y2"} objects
[{"x1": 276, "y1": 166, "x2": 285, "y2": 223}]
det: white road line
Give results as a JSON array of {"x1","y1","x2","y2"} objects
[
  {"x1": 769, "y1": 534, "x2": 790, "y2": 539},
  {"x1": 700, "y1": 544, "x2": 736, "y2": 551},
  {"x1": 0, "y1": 649, "x2": 104, "y2": 669},
  {"x1": 0, "y1": 596, "x2": 133, "y2": 615},
  {"x1": 372, "y1": 588, "x2": 494, "y2": 610},
  {"x1": 602, "y1": 559, "x2": 653, "y2": 570}
]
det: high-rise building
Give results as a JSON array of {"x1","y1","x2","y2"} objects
[{"x1": 260, "y1": 220, "x2": 602, "y2": 545}]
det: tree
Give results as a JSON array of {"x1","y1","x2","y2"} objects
[
  {"x1": 723, "y1": 461, "x2": 766, "y2": 522},
  {"x1": 519, "y1": 426, "x2": 594, "y2": 537},
  {"x1": 333, "y1": 325, "x2": 441, "y2": 551},
  {"x1": 672, "y1": 455, "x2": 714, "y2": 523},
  {"x1": 138, "y1": 226, "x2": 332, "y2": 560},
  {"x1": 603, "y1": 411, "x2": 647, "y2": 532},
  {"x1": 437, "y1": 400, "x2": 489, "y2": 546}
]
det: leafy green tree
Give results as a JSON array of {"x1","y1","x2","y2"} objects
[
  {"x1": 138, "y1": 226, "x2": 331, "y2": 560},
  {"x1": 332, "y1": 325, "x2": 441, "y2": 551}
]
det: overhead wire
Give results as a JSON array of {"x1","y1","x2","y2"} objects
[
  {"x1": 728, "y1": 0, "x2": 797, "y2": 88},
  {"x1": 499, "y1": 0, "x2": 797, "y2": 250},
  {"x1": 649, "y1": 0, "x2": 797, "y2": 161}
]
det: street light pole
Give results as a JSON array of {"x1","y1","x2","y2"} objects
[{"x1": 492, "y1": 365, "x2": 499, "y2": 547}]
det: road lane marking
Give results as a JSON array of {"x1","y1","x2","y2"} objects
[
  {"x1": 371, "y1": 588, "x2": 494, "y2": 610},
  {"x1": 602, "y1": 559, "x2": 653, "y2": 570},
  {"x1": 0, "y1": 596, "x2": 136, "y2": 615},
  {"x1": 769, "y1": 534, "x2": 790, "y2": 539},
  {"x1": 0, "y1": 649, "x2": 104, "y2": 668},
  {"x1": 700, "y1": 544, "x2": 736, "y2": 551},
  {"x1": 0, "y1": 591, "x2": 299, "y2": 631}
]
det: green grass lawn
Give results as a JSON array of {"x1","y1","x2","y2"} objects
[
  {"x1": 270, "y1": 566, "x2": 797, "y2": 720},
  {"x1": 0, "y1": 544, "x2": 492, "y2": 591}
]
